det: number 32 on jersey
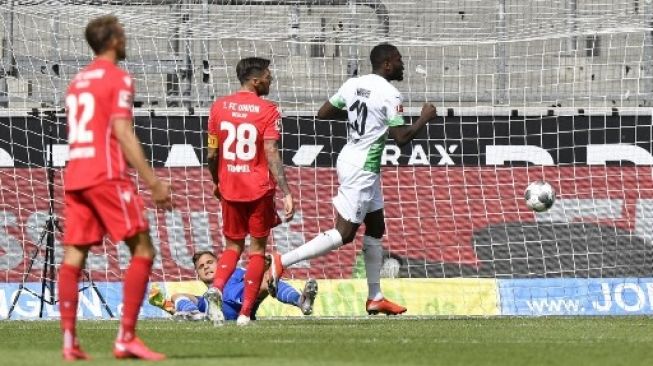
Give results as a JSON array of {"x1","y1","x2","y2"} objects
[
  {"x1": 66, "y1": 92, "x2": 95, "y2": 144},
  {"x1": 66, "y1": 92, "x2": 97, "y2": 160}
]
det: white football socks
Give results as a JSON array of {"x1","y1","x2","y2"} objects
[
  {"x1": 281, "y1": 229, "x2": 343, "y2": 267},
  {"x1": 363, "y1": 235, "x2": 384, "y2": 301}
]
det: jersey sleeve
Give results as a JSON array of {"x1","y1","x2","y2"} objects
[
  {"x1": 110, "y1": 73, "x2": 134, "y2": 121},
  {"x1": 328, "y1": 80, "x2": 349, "y2": 109},
  {"x1": 207, "y1": 102, "x2": 220, "y2": 148},
  {"x1": 383, "y1": 90, "x2": 405, "y2": 127},
  {"x1": 262, "y1": 104, "x2": 281, "y2": 140}
]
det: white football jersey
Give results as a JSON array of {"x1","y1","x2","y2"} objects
[{"x1": 329, "y1": 74, "x2": 405, "y2": 173}]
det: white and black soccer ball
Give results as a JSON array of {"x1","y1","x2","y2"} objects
[{"x1": 524, "y1": 181, "x2": 556, "y2": 212}]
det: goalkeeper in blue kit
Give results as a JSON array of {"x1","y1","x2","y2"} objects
[{"x1": 149, "y1": 251, "x2": 317, "y2": 321}]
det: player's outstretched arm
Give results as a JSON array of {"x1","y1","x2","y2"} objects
[
  {"x1": 317, "y1": 100, "x2": 348, "y2": 120},
  {"x1": 388, "y1": 103, "x2": 437, "y2": 147},
  {"x1": 113, "y1": 118, "x2": 172, "y2": 210},
  {"x1": 264, "y1": 139, "x2": 295, "y2": 222}
]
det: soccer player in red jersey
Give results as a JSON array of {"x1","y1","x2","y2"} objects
[
  {"x1": 204, "y1": 57, "x2": 294, "y2": 326},
  {"x1": 58, "y1": 15, "x2": 172, "y2": 361}
]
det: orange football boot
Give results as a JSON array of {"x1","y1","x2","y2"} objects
[{"x1": 366, "y1": 298, "x2": 407, "y2": 315}]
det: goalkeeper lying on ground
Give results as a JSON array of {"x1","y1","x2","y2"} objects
[{"x1": 149, "y1": 251, "x2": 318, "y2": 321}]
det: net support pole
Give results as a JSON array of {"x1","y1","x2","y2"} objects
[
  {"x1": 168, "y1": 1, "x2": 181, "y2": 105},
  {"x1": 495, "y1": 0, "x2": 507, "y2": 105},
  {"x1": 199, "y1": 0, "x2": 212, "y2": 106},
  {"x1": 182, "y1": 0, "x2": 193, "y2": 106},
  {"x1": 167, "y1": 0, "x2": 194, "y2": 106},
  {"x1": 346, "y1": 0, "x2": 359, "y2": 77},
  {"x1": 49, "y1": 15, "x2": 61, "y2": 107},
  {"x1": 566, "y1": 0, "x2": 577, "y2": 53},
  {"x1": 643, "y1": 0, "x2": 653, "y2": 104},
  {"x1": 290, "y1": 4, "x2": 300, "y2": 56},
  {"x1": 0, "y1": 0, "x2": 15, "y2": 107}
]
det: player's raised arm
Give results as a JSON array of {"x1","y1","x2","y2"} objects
[
  {"x1": 264, "y1": 139, "x2": 294, "y2": 222},
  {"x1": 388, "y1": 102, "x2": 437, "y2": 147},
  {"x1": 112, "y1": 118, "x2": 172, "y2": 210}
]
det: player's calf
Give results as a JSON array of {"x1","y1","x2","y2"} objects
[{"x1": 266, "y1": 252, "x2": 284, "y2": 297}]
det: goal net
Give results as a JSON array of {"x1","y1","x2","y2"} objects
[{"x1": 1, "y1": 0, "x2": 653, "y2": 318}]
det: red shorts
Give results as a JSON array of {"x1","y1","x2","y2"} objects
[
  {"x1": 63, "y1": 180, "x2": 149, "y2": 245},
  {"x1": 221, "y1": 194, "x2": 281, "y2": 240}
]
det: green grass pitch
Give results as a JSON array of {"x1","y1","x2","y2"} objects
[{"x1": 1, "y1": 317, "x2": 652, "y2": 365}]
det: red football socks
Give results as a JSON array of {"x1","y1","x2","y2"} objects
[
  {"x1": 240, "y1": 253, "x2": 266, "y2": 317},
  {"x1": 58, "y1": 263, "x2": 82, "y2": 339},
  {"x1": 212, "y1": 248, "x2": 240, "y2": 291},
  {"x1": 119, "y1": 256, "x2": 153, "y2": 342}
]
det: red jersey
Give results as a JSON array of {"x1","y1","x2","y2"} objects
[
  {"x1": 207, "y1": 91, "x2": 281, "y2": 202},
  {"x1": 63, "y1": 59, "x2": 134, "y2": 191}
]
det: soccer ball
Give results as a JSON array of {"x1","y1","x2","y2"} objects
[{"x1": 524, "y1": 181, "x2": 556, "y2": 212}]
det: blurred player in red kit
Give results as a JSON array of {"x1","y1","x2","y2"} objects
[{"x1": 59, "y1": 15, "x2": 172, "y2": 361}]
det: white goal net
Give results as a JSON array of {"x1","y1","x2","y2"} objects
[{"x1": 1, "y1": 0, "x2": 653, "y2": 318}]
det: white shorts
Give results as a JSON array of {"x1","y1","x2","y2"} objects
[{"x1": 332, "y1": 160, "x2": 384, "y2": 224}]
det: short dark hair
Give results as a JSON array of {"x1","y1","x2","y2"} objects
[
  {"x1": 85, "y1": 15, "x2": 122, "y2": 55},
  {"x1": 236, "y1": 57, "x2": 270, "y2": 85},
  {"x1": 370, "y1": 43, "x2": 398, "y2": 70},
  {"x1": 192, "y1": 251, "x2": 216, "y2": 268}
]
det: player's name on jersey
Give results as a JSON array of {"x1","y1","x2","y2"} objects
[
  {"x1": 68, "y1": 146, "x2": 96, "y2": 160},
  {"x1": 356, "y1": 88, "x2": 371, "y2": 98},
  {"x1": 227, "y1": 163, "x2": 251, "y2": 173}
]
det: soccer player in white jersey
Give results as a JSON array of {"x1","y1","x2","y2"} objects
[{"x1": 268, "y1": 43, "x2": 438, "y2": 315}]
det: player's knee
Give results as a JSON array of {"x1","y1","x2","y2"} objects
[
  {"x1": 341, "y1": 230, "x2": 356, "y2": 244},
  {"x1": 364, "y1": 225, "x2": 385, "y2": 239},
  {"x1": 249, "y1": 236, "x2": 267, "y2": 254},
  {"x1": 126, "y1": 231, "x2": 157, "y2": 259},
  {"x1": 134, "y1": 244, "x2": 156, "y2": 260}
]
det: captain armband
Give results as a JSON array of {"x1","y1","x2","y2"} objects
[{"x1": 207, "y1": 134, "x2": 219, "y2": 148}]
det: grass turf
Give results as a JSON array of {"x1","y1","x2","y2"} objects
[{"x1": 0, "y1": 317, "x2": 652, "y2": 365}]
